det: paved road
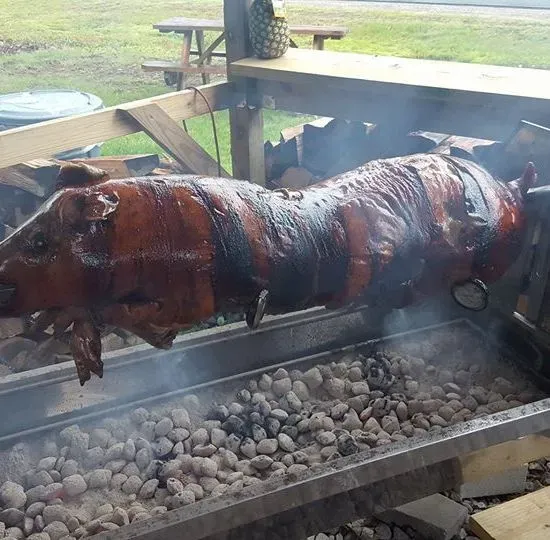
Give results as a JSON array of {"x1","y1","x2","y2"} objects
[{"x1": 291, "y1": 0, "x2": 550, "y2": 20}]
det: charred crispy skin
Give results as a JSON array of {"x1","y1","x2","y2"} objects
[{"x1": 0, "y1": 154, "x2": 536, "y2": 385}]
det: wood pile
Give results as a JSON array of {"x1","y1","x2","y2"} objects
[
  {"x1": 0, "y1": 153, "x2": 187, "y2": 377},
  {"x1": 265, "y1": 117, "x2": 375, "y2": 189},
  {"x1": 265, "y1": 117, "x2": 550, "y2": 191},
  {"x1": 0, "y1": 153, "x2": 190, "y2": 243}
]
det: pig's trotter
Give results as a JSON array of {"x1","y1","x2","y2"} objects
[{"x1": 71, "y1": 316, "x2": 103, "y2": 385}]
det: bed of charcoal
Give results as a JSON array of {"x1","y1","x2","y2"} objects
[{"x1": 0, "y1": 324, "x2": 547, "y2": 540}]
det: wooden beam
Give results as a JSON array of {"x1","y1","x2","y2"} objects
[
  {"x1": 224, "y1": 0, "x2": 266, "y2": 184},
  {"x1": 458, "y1": 434, "x2": 550, "y2": 484},
  {"x1": 67, "y1": 154, "x2": 161, "y2": 178},
  {"x1": 232, "y1": 48, "x2": 550, "y2": 100},
  {"x1": 0, "y1": 165, "x2": 47, "y2": 197},
  {"x1": 233, "y1": 48, "x2": 550, "y2": 141},
  {"x1": 469, "y1": 486, "x2": 550, "y2": 540},
  {"x1": 141, "y1": 61, "x2": 226, "y2": 75},
  {"x1": 255, "y1": 78, "x2": 550, "y2": 142},
  {"x1": 0, "y1": 81, "x2": 238, "y2": 170},
  {"x1": 193, "y1": 32, "x2": 226, "y2": 66},
  {"x1": 119, "y1": 103, "x2": 230, "y2": 178}
]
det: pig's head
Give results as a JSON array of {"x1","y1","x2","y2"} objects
[{"x1": 0, "y1": 162, "x2": 120, "y2": 317}]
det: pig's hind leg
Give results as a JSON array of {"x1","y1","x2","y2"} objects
[{"x1": 98, "y1": 301, "x2": 188, "y2": 350}]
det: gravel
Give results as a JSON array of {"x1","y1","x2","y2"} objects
[
  {"x1": 62, "y1": 475, "x2": 87, "y2": 497},
  {"x1": 257, "y1": 438, "x2": 279, "y2": 454},
  {"x1": 43, "y1": 521, "x2": 70, "y2": 540},
  {"x1": 0, "y1": 481, "x2": 27, "y2": 509},
  {"x1": 277, "y1": 433, "x2": 296, "y2": 452},
  {"x1": 0, "y1": 326, "x2": 545, "y2": 540}
]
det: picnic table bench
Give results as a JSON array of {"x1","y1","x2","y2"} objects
[{"x1": 142, "y1": 17, "x2": 348, "y2": 90}]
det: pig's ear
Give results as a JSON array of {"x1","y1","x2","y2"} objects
[
  {"x1": 82, "y1": 191, "x2": 120, "y2": 222},
  {"x1": 59, "y1": 191, "x2": 120, "y2": 226},
  {"x1": 55, "y1": 162, "x2": 111, "y2": 191}
]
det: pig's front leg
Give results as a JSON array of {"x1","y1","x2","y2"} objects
[{"x1": 71, "y1": 314, "x2": 103, "y2": 385}]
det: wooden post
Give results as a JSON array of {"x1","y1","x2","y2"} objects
[
  {"x1": 224, "y1": 0, "x2": 266, "y2": 184},
  {"x1": 177, "y1": 31, "x2": 193, "y2": 91}
]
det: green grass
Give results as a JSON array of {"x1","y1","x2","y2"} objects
[{"x1": 3, "y1": 0, "x2": 550, "y2": 172}]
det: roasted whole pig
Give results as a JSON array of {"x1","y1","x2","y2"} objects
[{"x1": 0, "y1": 155, "x2": 536, "y2": 384}]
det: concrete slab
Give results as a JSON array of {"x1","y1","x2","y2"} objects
[
  {"x1": 459, "y1": 465, "x2": 527, "y2": 499},
  {"x1": 377, "y1": 494, "x2": 468, "y2": 540}
]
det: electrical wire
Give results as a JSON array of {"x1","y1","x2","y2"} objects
[{"x1": 182, "y1": 86, "x2": 222, "y2": 177}]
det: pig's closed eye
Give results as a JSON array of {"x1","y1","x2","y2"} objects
[{"x1": 29, "y1": 231, "x2": 49, "y2": 256}]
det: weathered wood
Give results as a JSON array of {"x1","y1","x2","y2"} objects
[
  {"x1": 458, "y1": 434, "x2": 550, "y2": 484},
  {"x1": 194, "y1": 32, "x2": 226, "y2": 66},
  {"x1": 312, "y1": 35, "x2": 325, "y2": 50},
  {"x1": 233, "y1": 48, "x2": 550, "y2": 100},
  {"x1": 67, "y1": 154, "x2": 161, "y2": 178},
  {"x1": 280, "y1": 117, "x2": 331, "y2": 143},
  {"x1": 154, "y1": 17, "x2": 348, "y2": 39},
  {"x1": 177, "y1": 31, "x2": 194, "y2": 90},
  {"x1": 469, "y1": 486, "x2": 550, "y2": 540},
  {"x1": 141, "y1": 61, "x2": 226, "y2": 75},
  {"x1": 119, "y1": 103, "x2": 230, "y2": 177},
  {"x1": 229, "y1": 106, "x2": 265, "y2": 183},
  {"x1": 235, "y1": 49, "x2": 550, "y2": 141},
  {"x1": 195, "y1": 31, "x2": 209, "y2": 85},
  {"x1": 224, "y1": 0, "x2": 265, "y2": 184},
  {"x1": 0, "y1": 164, "x2": 47, "y2": 197},
  {"x1": 0, "y1": 82, "x2": 238, "y2": 170}
]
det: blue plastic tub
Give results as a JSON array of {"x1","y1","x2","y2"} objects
[{"x1": 0, "y1": 89, "x2": 105, "y2": 160}]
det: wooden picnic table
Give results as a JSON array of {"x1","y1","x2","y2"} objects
[{"x1": 142, "y1": 17, "x2": 348, "y2": 90}]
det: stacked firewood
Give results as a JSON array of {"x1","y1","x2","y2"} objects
[
  {"x1": 264, "y1": 116, "x2": 546, "y2": 190},
  {"x1": 0, "y1": 154, "x2": 192, "y2": 243}
]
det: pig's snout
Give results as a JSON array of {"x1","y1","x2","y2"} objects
[{"x1": 0, "y1": 283, "x2": 16, "y2": 308}]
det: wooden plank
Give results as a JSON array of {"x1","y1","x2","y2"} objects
[
  {"x1": 153, "y1": 17, "x2": 348, "y2": 38},
  {"x1": 196, "y1": 30, "x2": 209, "y2": 85},
  {"x1": 229, "y1": 106, "x2": 265, "y2": 182},
  {"x1": 224, "y1": 0, "x2": 266, "y2": 184},
  {"x1": 141, "y1": 61, "x2": 226, "y2": 75},
  {"x1": 190, "y1": 50, "x2": 226, "y2": 58},
  {"x1": 290, "y1": 25, "x2": 348, "y2": 38},
  {"x1": 0, "y1": 81, "x2": 237, "y2": 170},
  {"x1": 120, "y1": 103, "x2": 230, "y2": 178},
  {"x1": 193, "y1": 32, "x2": 226, "y2": 66},
  {"x1": 312, "y1": 35, "x2": 325, "y2": 51},
  {"x1": 458, "y1": 434, "x2": 550, "y2": 484},
  {"x1": 469, "y1": 486, "x2": 550, "y2": 540},
  {"x1": 231, "y1": 48, "x2": 550, "y2": 101},
  {"x1": 255, "y1": 78, "x2": 550, "y2": 142},
  {"x1": 66, "y1": 154, "x2": 161, "y2": 178},
  {"x1": 154, "y1": 18, "x2": 224, "y2": 33},
  {"x1": 176, "y1": 31, "x2": 193, "y2": 91},
  {"x1": 0, "y1": 165, "x2": 47, "y2": 197}
]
